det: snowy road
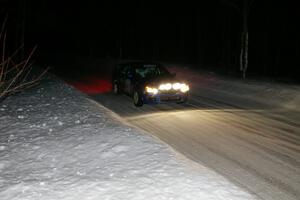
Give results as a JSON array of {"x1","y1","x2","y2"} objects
[{"x1": 93, "y1": 89, "x2": 300, "y2": 200}]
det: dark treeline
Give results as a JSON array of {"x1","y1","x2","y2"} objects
[{"x1": 1, "y1": 0, "x2": 299, "y2": 80}]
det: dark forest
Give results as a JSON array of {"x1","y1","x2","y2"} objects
[{"x1": 1, "y1": 0, "x2": 299, "y2": 80}]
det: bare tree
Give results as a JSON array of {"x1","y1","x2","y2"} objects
[
  {"x1": 0, "y1": 19, "x2": 47, "y2": 101},
  {"x1": 221, "y1": 0, "x2": 254, "y2": 79}
]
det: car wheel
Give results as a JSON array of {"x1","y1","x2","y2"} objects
[
  {"x1": 113, "y1": 82, "x2": 121, "y2": 94},
  {"x1": 133, "y1": 90, "x2": 143, "y2": 107},
  {"x1": 177, "y1": 96, "x2": 188, "y2": 104}
]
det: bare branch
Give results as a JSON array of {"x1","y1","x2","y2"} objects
[
  {"x1": 3, "y1": 60, "x2": 27, "y2": 93},
  {"x1": 0, "y1": 31, "x2": 6, "y2": 82},
  {"x1": 22, "y1": 45, "x2": 37, "y2": 70},
  {"x1": 0, "y1": 19, "x2": 47, "y2": 101},
  {"x1": 0, "y1": 67, "x2": 48, "y2": 98},
  {"x1": 0, "y1": 15, "x2": 8, "y2": 42},
  {"x1": 4, "y1": 60, "x2": 27, "y2": 75},
  {"x1": 7, "y1": 44, "x2": 24, "y2": 60}
]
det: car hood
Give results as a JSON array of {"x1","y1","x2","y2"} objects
[{"x1": 139, "y1": 75, "x2": 179, "y2": 87}]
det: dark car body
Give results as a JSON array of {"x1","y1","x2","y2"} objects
[{"x1": 112, "y1": 61, "x2": 189, "y2": 106}]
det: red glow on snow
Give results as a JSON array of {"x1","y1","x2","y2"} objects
[{"x1": 68, "y1": 76, "x2": 112, "y2": 94}]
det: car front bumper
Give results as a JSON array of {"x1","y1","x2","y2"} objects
[{"x1": 143, "y1": 91, "x2": 188, "y2": 104}]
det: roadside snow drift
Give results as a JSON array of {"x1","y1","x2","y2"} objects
[{"x1": 0, "y1": 75, "x2": 255, "y2": 200}]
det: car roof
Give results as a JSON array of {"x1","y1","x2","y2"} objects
[{"x1": 117, "y1": 60, "x2": 162, "y2": 66}]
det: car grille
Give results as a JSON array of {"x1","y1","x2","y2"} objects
[
  {"x1": 160, "y1": 96, "x2": 181, "y2": 101},
  {"x1": 160, "y1": 90, "x2": 179, "y2": 94}
]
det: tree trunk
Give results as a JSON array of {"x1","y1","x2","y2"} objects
[
  {"x1": 240, "y1": 31, "x2": 249, "y2": 80},
  {"x1": 240, "y1": 32, "x2": 244, "y2": 73},
  {"x1": 240, "y1": 0, "x2": 249, "y2": 79},
  {"x1": 243, "y1": 31, "x2": 249, "y2": 79},
  {"x1": 222, "y1": 0, "x2": 253, "y2": 79}
]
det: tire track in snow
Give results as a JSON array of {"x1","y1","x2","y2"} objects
[{"x1": 94, "y1": 93, "x2": 300, "y2": 200}]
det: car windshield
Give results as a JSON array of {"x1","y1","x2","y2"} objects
[{"x1": 135, "y1": 64, "x2": 170, "y2": 78}]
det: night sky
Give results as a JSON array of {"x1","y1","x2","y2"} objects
[{"x1": 1, "y1": 0, "x2": 299, "y2": 80}]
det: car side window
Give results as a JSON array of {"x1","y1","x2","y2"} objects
[
  {"x1": 118, "y1": 64, "x2": 127, "y2": 78},
  {"x1": 136, "y1": 69, "x2": 144, "y2": 78},
  {"x1": 135, "y1": 66, "x2": 145, "y2": 78},
  {"x1": 125, "y1": 65, "x2": 131, "y2": 77}
]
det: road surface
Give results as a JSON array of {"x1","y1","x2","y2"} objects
[{"x1": 92, "y1": 89, "x2": 300, "y2": 200}]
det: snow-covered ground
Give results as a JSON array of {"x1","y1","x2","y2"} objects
[
  {"x1": 0, "y1": 75, "x2": 256, "y2": 200},
  {"x1": 166, "y1": 64, "x2": 300, "y2": 112},
  {"x1": 91, "y1": 62, "x2": 300, "y2": 200}
]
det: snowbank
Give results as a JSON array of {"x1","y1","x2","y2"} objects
[{"x1": 0, "y1": 75, "x2": 255, "y2": 200}]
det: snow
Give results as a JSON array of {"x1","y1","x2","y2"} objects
[
  {"x1": 167, "y1": 65, "x2": 300, "y2": 112},
  {"x1": 0, "y1": 75, "x2": 256, "y2": 200},
  {"x1": 88, "y1": 62, "x2": 300, "y2": 200}
]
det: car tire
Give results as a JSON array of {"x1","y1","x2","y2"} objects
[
  {"x1": 177, "y1": 96, "x2": 188, "y2": 104},
  {"x1": 113, "y1": 82, "x2": 121, "y2": 94},
  {"x1": 133, "y1": 90, "x2": 143, "y2": 107}
]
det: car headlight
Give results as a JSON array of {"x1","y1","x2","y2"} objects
[
  {"x1": 180, "y1": 83, "x2": 189, "y2": 93},
  {"x1": 158, "y1": 83, "x2": 189, "y2": 92},
  {"x1": 145, "y1": 86, "x2": 158, "y2": 94},
  {"x1": 172, "y1": 83, "x2": 182, "y2": 90},
  {"x1": 159, "y1": 83, "x2": 172, "y2": 90}
]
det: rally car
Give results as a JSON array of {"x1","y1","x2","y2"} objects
[{"x1": 112, "y1": 61, "x2": 189, "y2": 107}]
